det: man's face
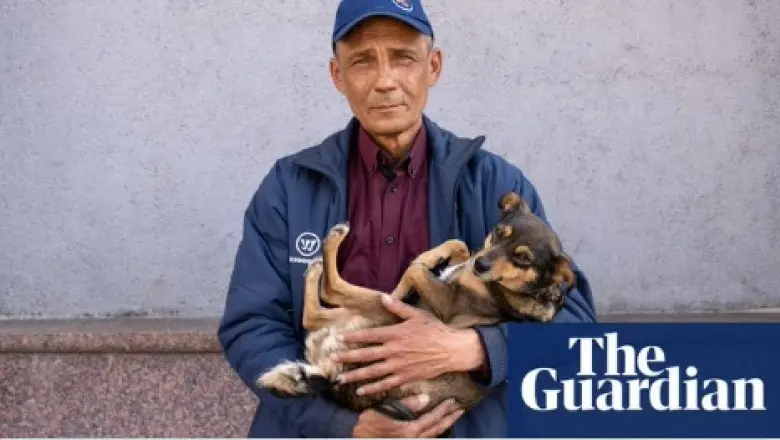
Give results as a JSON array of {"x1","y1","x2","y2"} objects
[{"x1": 330, "y1": 18, "x2": 442, "y2": 137}]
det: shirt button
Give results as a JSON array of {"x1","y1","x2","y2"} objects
[
  {"x1": 390, "y1": 185, "x2": 398, "y2": 193},
  {"x1": 385, "y1": 235, "x2": 394, "y2": 245}
]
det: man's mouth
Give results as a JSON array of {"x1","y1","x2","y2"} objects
[{"x1": 372, "y1": 104, "x2": 401, "y2": 110}]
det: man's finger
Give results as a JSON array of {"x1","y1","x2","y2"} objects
[
  {"x1": 339, "y1": 324, "x2": 400, "y2": 344},
  {"x1": 337, "y1": 360, "x2": 396, "y2": 384},
  {"x1": 419, "y1": 409, "x2": 465, "y2": 438},
  {"x1": 331, "y1": 344, "x2": 389, "y2": 364},
  {"x1": 381, "y1": 295, "x2": 427, "y2": 320},
  {"x1": 356, "y1": 373, "x2": 405, "y2": 396}
]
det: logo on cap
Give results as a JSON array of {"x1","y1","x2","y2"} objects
[{"x1": 391, "y1": 0, "x2": 413, "y2": 12}]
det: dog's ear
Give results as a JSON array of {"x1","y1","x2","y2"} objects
[
  {"x1": 498, "y1": 191, "x2": 529, "y2": 213},
  {"x1": 551, "y1": 253, "x2": 576, "y2": 289}
]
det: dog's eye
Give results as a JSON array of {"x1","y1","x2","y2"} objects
[
  {"x1": 494, "y1": 224, "x2": 511, "y2": 239},
  {"x1": 513, "y1": 255, "x2": 532, "y2": 267},
  {"x1": 513, "y1": 246, "x2": 533, "y2": 267}
]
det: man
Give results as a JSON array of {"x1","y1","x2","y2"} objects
[{"x1": 217, "y1": 0, "x2": 596, "y2": 437}]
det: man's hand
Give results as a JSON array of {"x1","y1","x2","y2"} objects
[
  {"x1": 333, "y1": 295, "x2": 486, "y2": 396},
  {"x1": 352, "y1": 394, "x2": 464, "y2": 438}
]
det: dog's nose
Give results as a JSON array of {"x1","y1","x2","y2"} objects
[{"x1": 473, "y1": 257, "x2": 490, "y2": 274}]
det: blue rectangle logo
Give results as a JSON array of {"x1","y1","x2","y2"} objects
[{"x1": 506, "y1": 323, "x2": 780, "y2": 438}]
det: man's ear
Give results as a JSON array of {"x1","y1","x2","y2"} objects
[
  {"x1": 498, "y1": 191, "x2": 529, "y2": 213},
  {"x1": 427, "y1": 46, "x2": 443, "y2": 87},
  {"x1": 329, "y1": 56, "x2": 346, "y2": 95}
]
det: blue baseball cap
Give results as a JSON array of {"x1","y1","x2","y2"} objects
[{"x1": 332, "y1": 0, "x2": 434, "y2": 49}]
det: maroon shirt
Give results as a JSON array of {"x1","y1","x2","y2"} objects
[
  {"x1": 335, "y1": 123, "x2": 491, "y2": 379},
  {"x1": 337, "y1": 124, "x2": 430, "y2": 293}
]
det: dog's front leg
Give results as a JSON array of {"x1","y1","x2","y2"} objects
[
  {"x1": 389, "y1": 239, "x2": 470, "y2": 303},
  {"x1": 393, "y1": 266, "x2": 457, "y2": 321}
]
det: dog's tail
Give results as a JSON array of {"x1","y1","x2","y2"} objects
[{"x1": 257, "y1": 360, "x2": 336, "y2": 398}]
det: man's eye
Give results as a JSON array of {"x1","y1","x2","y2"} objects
[{"x1": 392, "y1": 53, "x2": 417, "y2": 63}]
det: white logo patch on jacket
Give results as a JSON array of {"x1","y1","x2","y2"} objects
[{"x1": 289, "y1": 232, "x2": 322, "y2": 265}]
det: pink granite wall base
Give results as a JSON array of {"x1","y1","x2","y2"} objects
[{"x1": 0, "y1": 318, "x2": 257, "y2": 438}]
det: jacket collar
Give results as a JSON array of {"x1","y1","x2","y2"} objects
[{"x1": 293, "y1": 114, "x2": 486, "y2": 181}]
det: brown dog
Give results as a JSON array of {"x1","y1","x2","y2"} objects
[{"x1": 257, "y1": 191, "x2": 575, "y2": 417}]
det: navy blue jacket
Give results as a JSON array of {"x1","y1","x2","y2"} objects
[{"x1": 217, "y1": 115, "x2": 596, "y2": 437}]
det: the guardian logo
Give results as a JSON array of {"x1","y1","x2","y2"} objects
[{"x1": 520, "y1": 332, "x2": 766, "y2": 412}]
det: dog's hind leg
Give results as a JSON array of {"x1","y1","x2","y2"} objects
[
  {"x1": 303, "y1": 260, "x2": 351, "y2": 331},
  {"x1": 319, "y1": 223, "x2": 386, "y2": 309},
  {"x1": 259, "y1": 261, "x2": 348, "y2": 398}
]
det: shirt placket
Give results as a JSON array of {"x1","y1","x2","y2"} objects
[{"x1": 377, "y1": 171, "x2": 403, "y2": 293}]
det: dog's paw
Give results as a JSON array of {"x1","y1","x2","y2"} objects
[
  {"x1": 411, "y1": 240, "x2": 469, "y2": 269},
  {"x1": 257, "y1": 361, "x2": 331, "y2": 398},
  {"x1": 328, "y1": 222, "x2": 350, "y2": 239},
  {"x1": 444, "y1": 239, "x2": 470, "y2": 263}
]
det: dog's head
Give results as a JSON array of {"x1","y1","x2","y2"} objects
[{"x1": 469, "y1": 191, "x2": 576, "y2": 321}]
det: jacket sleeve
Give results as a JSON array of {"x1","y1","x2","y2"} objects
[
  {"x1": 472, "y1": 157, "x2": 598, "y2": 390},
  {"x1": 217, "y1": 162, "x2": 359, "y2": 438}
]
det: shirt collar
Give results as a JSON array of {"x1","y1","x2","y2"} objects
[{"x1": 356, "y1": 123, "x2": 428, "y2": 179}]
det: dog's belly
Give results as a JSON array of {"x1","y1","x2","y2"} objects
[{"x1": 304, "y1": 315, "x2": 375, "y2": 368}]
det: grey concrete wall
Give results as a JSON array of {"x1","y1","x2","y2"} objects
[{"x1": 1, "y1": 0, "x2": 778, "y2": 318}]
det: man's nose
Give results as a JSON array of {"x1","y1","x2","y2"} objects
[{"x1": 374, "y1": 59, "x2": 397, "y2": 91}]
